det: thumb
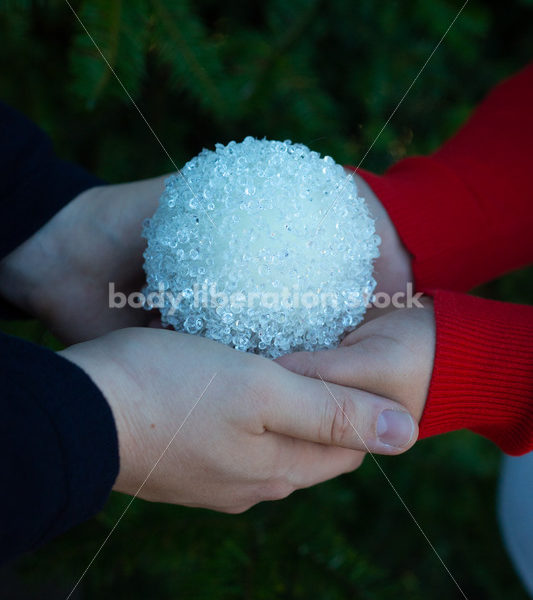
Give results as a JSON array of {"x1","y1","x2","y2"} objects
[
  {"x1": 275, "y1": 346, "x2": 360, "y2": 383},
  {"x1": 262, "y1": 365, "x2": 418, "y2": 455},
  {"x1": 275, "y1": 342, "x2": 392, "y2": 397}
]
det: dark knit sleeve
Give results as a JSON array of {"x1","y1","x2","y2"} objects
[
  {"x1": 0, "y1": 101, "x2": 105, "y2": 319},
  {"x1": 0, "y1": 332, "x2": 119, "y2": 564},
  {"x1": 0, "y1": 101, "x2": 104, "y2": 260},
  {"x1": 0, "y1": 104, "x2": 118, "y2": 564}
]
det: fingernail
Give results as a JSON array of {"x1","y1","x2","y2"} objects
[{"x1": 377, "y1": 410, "x2": 415, "y2": 448}]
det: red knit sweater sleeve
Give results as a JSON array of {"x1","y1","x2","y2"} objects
[
  {"x1": 420, "y1": 291, "x2": 533, "y2": 455},
  {"x1": 355, "y1": 64, "x2": 533, "y2": 454},
  {"x1": 357, "y1": 62, "x2": 533, "y2": 292}
]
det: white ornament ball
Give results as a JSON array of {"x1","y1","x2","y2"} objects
[{"x1": 142, "y1": 137, "x2": 380, "y2": 358}]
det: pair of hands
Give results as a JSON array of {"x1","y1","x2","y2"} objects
[{"x1": 0, "y1": 172, "x2": 435, "y2": 513}]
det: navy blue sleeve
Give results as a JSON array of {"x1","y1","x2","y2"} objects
[
  {"x1": 0, "y1": 103, "x2": 119, "y2": 564},
  {"x1": 0, "y1": 100, "x2": 104, "y2": 260},
  {"x1": 0, "y1": 333, "x2": 119, "y2": 564}
]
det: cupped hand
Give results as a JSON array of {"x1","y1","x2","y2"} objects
[
  {"x1": 0, "y1": 169, "x2": 412, "y2": 345},
  {"x1": 60, "y1": 328, "x2": 417, "y2": 513},
  {"x1": 0, "y1": 176, "x2": 167, "y2": 344},
  {"x1": 276, "y1": 298, "x2": 435, "y2": 432}
]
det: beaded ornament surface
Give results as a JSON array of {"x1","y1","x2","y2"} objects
[{"x1": 143, "y1": 137, "x2": 380, "y2": 358}]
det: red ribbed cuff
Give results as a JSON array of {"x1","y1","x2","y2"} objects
[{"x1": 419, "y1": 290, "x2": 533, "y2": 455}]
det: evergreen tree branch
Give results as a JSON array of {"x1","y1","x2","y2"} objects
[
  {"x1": 91, "y1": 0, "x2": 122, "y2": 100},
  {"x1": 151, "y1": 0, "x2": 226, "y2": 113},
  {"x1": 245, "y1": 0, "x2": 323, "y2": 104}
]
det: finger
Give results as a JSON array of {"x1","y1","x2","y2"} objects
[
  {"x1": 263, "y1": 367, "x2": 417, "y2": 454},
  {"x1": 257, "y1": 432, "x2": 365, "y2": 497},
  {"x1": 355, "y1": 304, "x2": 397, "y2": 325},
  {"x1": 276, "y1": 341, "x2": 410, "y2": 402},
  {"x1": 220, "y1": 439, "x2": 365, "y2": 511},
  {"x1": 276, "y1": 345, "x2": 362, "y2": 384},
  {"x1": 280, "y1": 436, "x2": 366, "y2": 488}
]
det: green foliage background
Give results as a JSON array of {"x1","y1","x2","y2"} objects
[{"x1": 1, "y1": 0, "x2": 532, "y2": 598}]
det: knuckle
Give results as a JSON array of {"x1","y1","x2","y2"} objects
[
  {"x1": 222, "y1": 504, "x2": 253, "y2": 515},
  {"x1": 323, "y1": 393, "x2": 358, "y2": 447},
  {"x1": 242, "y1": 358, "x2": 279, "y2": 406},
  {"x1": 251, "y1": 469, "x2": 295, "y2": 503},
  {"x1": 226, "y1": 359, "x2": 276, "y2": 429},
  {"x1": 345, "y1": 452, "x2": 365, "y2": 473},
  {"x1": 263, "y1": 479, "x2": 294, "y2": 502}
]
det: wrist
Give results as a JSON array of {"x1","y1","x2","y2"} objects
[
  {"x1": 58, "y1": 333, "x2": 139, "y2": 494},
  {"x1": 0, "y1": 175, "x2": 167, "y2": 322},
  {"x1": 0, "y1": 184, "x2": 105, "y2": 319}
]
